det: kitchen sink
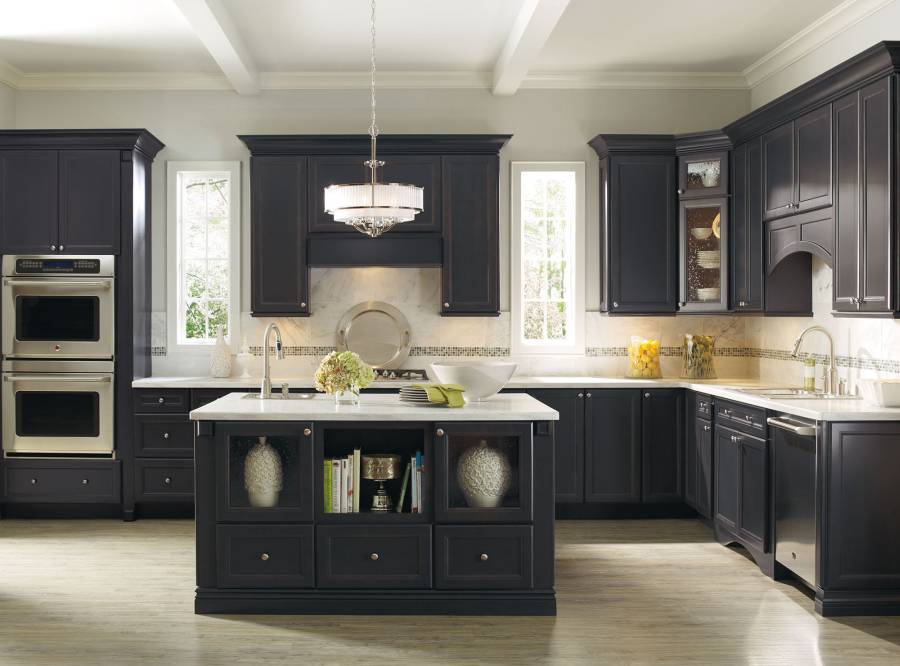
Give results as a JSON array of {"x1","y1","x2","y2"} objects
[{"x1": 736, "y1": 387, "x2": 859, "y2": 400}]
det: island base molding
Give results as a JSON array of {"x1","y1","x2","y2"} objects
[
  {"x1": 814, "y1": 590, "x2": 900, "y2": 617},
  {"x1": 195, "y1": 589, "x2": 557, "y2": 616}
]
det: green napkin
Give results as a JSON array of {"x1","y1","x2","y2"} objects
[{"x1": 411, "y1": 383, "x2": 466, "y2": 408}]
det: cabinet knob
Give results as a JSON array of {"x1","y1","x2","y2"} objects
[
  {"x1": 163, "y1": 432, "x2": 170, "y2": 439},
  {"x1": 585, "y1": 392, "x2": 592, "y2": 399},
  {"x1": 744, "y1": 414, "x2": 753, "y2": 422},
  {"x1": 50, "y1": 244, "x2": 56, "y2": 251},
  {"x1": 644, "y1": 392, "x2": 651, "y2": 398},
  {"x1": 612, "y1": 302, "x2": 619, "y2": 308},
  {"x1": 164, "y1": 477, "x2": 172, "y2": 485},
  {"x1": 158, "y1": 397, "x2": 165, "y2": 404},
  {"x1": 300, "y1": 302, "x2": 307, "y2": 308},
  {"x1": 443, "y1": 302, "x2": 450, "y2": 309},
  {"x1": 260, "y1": 553, "x2": 270, "y2": 561},
  {"x1": 435, "y1": 428, "x2": 445, "y2": 437},
  {"x1": 81, "y1": 479, "x2": 89, "y2": 485},
  {"x1": 699, "y1": 402, "x2": 707, "y2": 408},
  {"x1": 704, "y1": 425, "x2": 711, "y2": 431},
  {"x1": 30, "y1": 478, "x2": 37, "y2": 485},
  {"x1": 369, "y1": 553, "x2": 379, "y2": 561},
  {"x1": 679, "y1": 301, "x2": 686, "y2": 307},
  {"x1": 58, "y1": 245, "x2": 65, "y2": 252},
  {"x1": 303, "y1": 427, "x2": 312, "y2": 436},
  {"x1": 577, "y1": 393, "x2": 584, "y2": 399},
  {"x1": 480, "y1": 553, "x2": 489, "y2": 562},
  {"x1": 677, "y1": 188, "x2": 684, "y2": 195}
]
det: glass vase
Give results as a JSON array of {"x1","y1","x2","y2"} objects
[
  {"x1": 681, "y1": 334, "x2": 716, "y2": 379},
  {"x1": 334, "y1": 384, "x2": 360, "y2": 406}
]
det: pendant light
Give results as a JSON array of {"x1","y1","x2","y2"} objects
[{"x1": 323, "y1": 0, "x2": 423, "y2": 237}]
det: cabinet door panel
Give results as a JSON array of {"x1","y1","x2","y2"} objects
[
  {"x1": 0, "y1": 150, "x2": 58, "y2": 254},
  {"x1": 642, "y1": 389, "x2": 684, "y2": 502},
  {"x1": 608, "y1": 155, "x2": 677, "y2": 313},
  {"x1": 684, "y1": 410, "x2": 699, "y2": 510},
  {"x1": 58, "y1": 150, "x2": 120, "y2": 254},
  {"x1": 307, "y1": 155, "x2": 367, "y2": 233},
  {"x1": 680, "y1": 197, "x2": 728, "y2": 312},
  {"x1": 762, "y1": 122, "x2": 795, "y2": 220},
  {"x1": 794, "y1": 105, "x2": 833, "y2": 213},
  {"x1": 528, "y1": 389, "x2": 583, "y2": 503},
  {"x1": 441, "y1": 155, "x2": 499, "y2": 314},
  {"x1": 730, "y1": 139, "x2": 764, "y2": 311},
  {"x1": 696, "y1": 418, "x2": 713, "y2": 519},
  {"x1": 738, "y1": 435, "x2": 768, "y2": 550},
  {"x1": 250, "y1": 156, "x2": 309, "y2": 315},
  {"x1": 714, "y1": 429, "x2": 738, "y2": 529},
  {"x1": 584, "y1": 390, "x2": 641, "y2": 502},
  {"x1": 833, "y1": 90, "x2": 861, "y2": 312},
  {"x1": 858, "y1": 78, "x2": 892, "y2": 312}
]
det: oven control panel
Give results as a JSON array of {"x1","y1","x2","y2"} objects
[{"x1": 14, "y1": 258, "x2": 102, "y2": 274}]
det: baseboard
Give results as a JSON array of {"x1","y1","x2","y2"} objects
[{"x1": 555, "y1": 502, "x2": 698, "y2": 519}]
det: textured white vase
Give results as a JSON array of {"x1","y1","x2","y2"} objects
[
  {"x1": 210, "y1": 325, "x2": 232, "y2": 378},
  {"x1": 244, "y1": 436, "x2": 283, "y2": 508},
  {"x1": 456, "y1": 440, "x2": 512, "y2": 508}
]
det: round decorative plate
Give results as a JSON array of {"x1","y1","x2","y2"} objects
[{"x1": 336, "y1": 301, "x2": 412, "y2": 370}]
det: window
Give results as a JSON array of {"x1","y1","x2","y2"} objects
[
  {"x1": 511, "y1": 162, "x2": 585, "y2": 355},
  {"x1": 167, "y1": 161, "x2": 240, "y2": 351}
]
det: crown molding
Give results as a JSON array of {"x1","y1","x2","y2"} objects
[
  {"x1": 742, "y1": 0, "x2": 897, "y2": 88},
  {"x1": 521, "y1": 69, "x2": 748, "y2": 90},
  {"x1": 13, "y1": 71, "x2": 232, "y2": 91},
  {"x1": 259, "y1": 70, "x2": 492, "y2": 89},
  {"x1": 0, "y1": 58, "x2": 23, "y2": 88}
]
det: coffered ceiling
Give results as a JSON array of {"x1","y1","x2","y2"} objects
[{"x1": 0, "y1": 0, "x2": 891, "y2": 94}]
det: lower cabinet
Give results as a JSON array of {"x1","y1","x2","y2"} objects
[
  {"x1": 584, "y1": 390, "x2": 642, "y2": 502},
  {"x1": 685, "y1": 393, "x2": 713, "y2": 519},
  {"x1": 2, "y1": 459, "x2": 121, "y2": 503},
  {"x1": 134, "y1": 459, "x2": 194, "y2": 502},
  {"x1": 316, "y1": 525, "x2": 432, "y2": 589},
  {"x1": 641, "y1": 389, "x2": 684, "y2": 502},
  {"x1": 434, "y1": 525, "x2": 533, "y2": 590},
  {"x1": 714, "y1": 422, "x2": 768, "y2": 553},
  {"x1": 217, "y1": 524, "x2": 315, "y2": 588}
]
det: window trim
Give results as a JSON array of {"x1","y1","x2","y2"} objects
[
  {"x1": 510, "y1": 161, "x2": 585, "y2": 356},
  {"x1": 166, "y1": 160, "x2": 241, "y2": 354}
]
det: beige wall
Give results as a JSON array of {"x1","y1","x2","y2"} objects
[{"x1": 0, "y1": 83, "x2": 14, "y2": 127}]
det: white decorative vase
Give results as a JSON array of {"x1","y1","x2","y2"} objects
[
  {"x1": 334, "y1": 384, "x2": 360, "y2": 406},
  {"x1": 210, "y1": 325, "x2": 232, "y2": 378},
  {"x1": 456, "y1": 440, "x2": 512, "y2": 508},
  {"x1": 243, "y1": 436, "x2": 283, "y2": 508}
]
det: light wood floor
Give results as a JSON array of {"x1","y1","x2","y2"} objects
[{"x1": 2, "y1": 520, "x2": 900, "y2": 665}]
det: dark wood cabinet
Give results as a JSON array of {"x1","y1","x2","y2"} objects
[
  {"x1": 217, "y1": 524, "x2": 315, "y2": 589},
  {"x1": 583, "y1": 390, "x2": 642, "y2": 503},
  {"x1": 678, "y1": 150, "x2": 728, "y2": 199},
  {"x1": 714, "y1": 422, "x2": 768, "y2": 554},
  {"x1": 685, "y1": 393, "x2": 713, "y2": 519},
  {"x1": 763, "y1": 106, "x2": 832, "y2": 221},
  {"x1": 250, "y1": 156, "x2": 310, "y2": 316},
  {"x1": 528, "y1": 389, "x2": 583, "y2": 503},
  {"x1": 0, "y1": 150, "x2": 58, "y2": 254},
  {"x1": 58, "y1": 150, "x2": 120, "y2": 254},
  {"x1": 434, "y1": 525, "x2": 533, "y2": 590},
  {"x1": 641, "y1": 389, "x2": 684, "y2": 503},
  {"x1": 441, "y1": 154, "x2": 499, "y2": 315},
  {"x1": 714, "y1": 427, "x2": 739, "y2": 530},
  {"x1": 730, "y1": 139, "x2": 764, "y2": 311},
  {"x1": 833, "y1": 77, "x2": 894, "y2": 314},
  {"x1": 316, "y1": 525, "x2": 432, "y2": 589}
]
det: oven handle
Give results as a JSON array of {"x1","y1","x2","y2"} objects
[
  {"x1": 3, "y1": 279, "x2": 111, "y2": 288},
  {"x1": 4, "y1": 374, "x2": 112, "y2": 383}
]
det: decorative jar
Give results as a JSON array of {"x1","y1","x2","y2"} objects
[
  {"x1": 209, "y1": 324, "x2": 232, "y2": 378},
  {"x1": 456, "y1": 440, "x2": 512, "y2": 508},
  {"x1": 243, "y1": 436, "x2": 283, "y2": 508},
  {"x1": 626, "y1": 335, "x2": 661, "y2": 378},
  {"x1": 681, "y1": 334, "x2": 716, "y2": 379}
]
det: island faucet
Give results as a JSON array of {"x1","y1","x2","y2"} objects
[
  {"x1": 260, "y1": 322, "x2": 285, "y2": 397},
  {"x1": 791, "y1": 325, "x2": 840, "y2": 395}
]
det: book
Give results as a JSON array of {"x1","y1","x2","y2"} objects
[
  {"x1": 340, "y1": 458, "x2": 348, "y2": 513},
  {"x1": 352, "y1": 449, "x2": 361, "y2": 513},
  {"x1": 411, "y1": 452, "x2": 420, "y2": 513},
  {"x1": 396, "y1": 461, "x2": 411, "y2": 513},
  {"x1": 416, "y1": 451, "x2": 424, "y2": 512},
  {"x1": 331, "y1": 459, "x2": 341, "y2": 513},
  {"x1": 323, "y1": 459, "x2": 332, "y2": 513}
]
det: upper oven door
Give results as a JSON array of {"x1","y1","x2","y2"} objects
[{"x1": 2, "y1": 276, "x2": 114, "y2": 359}]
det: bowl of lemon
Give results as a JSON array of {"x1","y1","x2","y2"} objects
[{"x1": 626, "y1": 336, "x2": 661, "y2": 378}]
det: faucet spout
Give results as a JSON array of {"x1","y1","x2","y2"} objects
[
  {"x1": 792, "y1": 325, "x2": 839, "y2": 394},
  {"x1": 261, "y1": 323, "x2": 284, "y2": 397}
]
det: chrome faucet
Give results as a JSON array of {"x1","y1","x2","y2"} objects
[
  {"x1": 791, "y1": 325, "x2": 840, "y2": 395},
  {"x1": 260, "y1": 323, "x2": 285, "y2": 397}
]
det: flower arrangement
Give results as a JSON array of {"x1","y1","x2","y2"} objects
[{"x1": 315, "y1": 351, "x2": 375, "y2": 401}]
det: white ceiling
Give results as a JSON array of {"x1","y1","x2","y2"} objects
[{"x1": 0, "y1": 0, "x2": 887, "y2": 94}]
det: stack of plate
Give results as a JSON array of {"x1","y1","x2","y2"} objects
[
  {"x1": 399, "y1": 386, "x2": 433, "y2": 405},
  {"x1": 696, "y1": 250, "x2": 721, "y2": 269}
]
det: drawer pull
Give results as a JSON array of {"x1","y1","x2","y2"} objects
[
  {"x1": 435, "y1": 428, "x2": 445, "y2": 438},
  {"x1": 703, "y1": 425, "x2": 711, "y2": 432},
  {"x1": 260, "y1": 553, "x2": 270, "y2": 561},
  {"x1": 163, "y1": 432, "x2": 170, "y2": 439},
  {"x1": 585, "y1": 392, "x2": 592, "y2": 399},
  {"x1": 480, "y1": 553, "x2": 489, "y2": 562},
  {"x1": 644, "y1": 392, "x2": 651, "y2": 398},
  {"x1": 303, "y1": 428, "x2": 312, "y2": 436},
  {"x1": 158, "y1": 397, "x2": 165, "y2": 404},
  {"x1": 577, "y1": 393, "x2": 583, "y2": 399},
  {"x1": 164, "y1": 477, "x2": 172, "y2": 485},
  {"x1": 730, "y1": 435, "x2": 742, "y2": 444},
  {"x1": 81, "y1": 479, "x2": 89, "y2": 485},
  {"x1": 369, "y1": 553, "x2": 379, "y2": 561},
  {"x1": 699, "y1": 402, "x2": 707, "y2": 408},
  {"x1": 30, "y1": 478, "x2": 37, "y2": 485}
]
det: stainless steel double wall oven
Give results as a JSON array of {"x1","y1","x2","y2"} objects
[{"x1": 2, "y1": 256, "x2": 115, "y2": 455}]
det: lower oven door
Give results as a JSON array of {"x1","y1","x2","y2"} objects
[{"x1": 2, "y1": 372, "x2": 114, "y2": 455}]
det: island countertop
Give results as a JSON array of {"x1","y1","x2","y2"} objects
[{"x1": 189, "y1": 391, "x2": 560, "y2": 422}]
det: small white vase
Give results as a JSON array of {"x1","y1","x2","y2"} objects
[
  {"x1": 210, "y1": 325, "x2": 232, "y2": 378},
  {"x1": 456, "y1": 440, "x2": 512, "y2": 508},
  {"x1": 244, "y1": 436, "x2": 283, "y2": 508},
  {"x1": 334, "y1": 384, "x2": 360, "y2": 406}
]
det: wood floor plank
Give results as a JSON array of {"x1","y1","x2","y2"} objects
[{"x1": 1, "y1": 519, "x2": 899, "y2": 665}]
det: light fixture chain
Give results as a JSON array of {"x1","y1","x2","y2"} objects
[{"x1": 369, "y1": 0, "x2": 378, "y2": 139}]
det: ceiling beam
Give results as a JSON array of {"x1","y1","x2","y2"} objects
[
  {"x1": 172, "y1": 0, "x2": 259, "y2": 94},
  {"x1": 492, "y1": 0, "x2": 572, "y2": 95}
]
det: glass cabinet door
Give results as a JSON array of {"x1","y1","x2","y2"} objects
[
  {"x1": 678, "y1": 151, "x2": 728, "y2": 198},
  {"x1": 434, "y1": 422, "x2": 532, "y2": 523},
  {"x1": 680, "y1": 198, "x2": 728, "y2": 312},
  {"x1": 216, "y1": 423, "x2": 314, "y2": 522}
]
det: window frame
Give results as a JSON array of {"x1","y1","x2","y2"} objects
[
  {"x1": 510, "y1": 161, "x2": 585, "y2": 356},
  {"x1": 166, "y1": 160, "x2": 241, "y2": 354}
]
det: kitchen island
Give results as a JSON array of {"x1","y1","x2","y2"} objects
[{"x1": 190, "y1": 392, "x2": 559, "y2": 615}]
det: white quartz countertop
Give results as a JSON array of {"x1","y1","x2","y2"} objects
[
  {"x1": 138, "y1": 375, "x2": 900, "y2": 422},
  {"x1": 189, "y1": 392, "x2": 560, "y2": 422}
]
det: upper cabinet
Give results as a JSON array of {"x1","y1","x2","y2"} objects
[
  {"x1": 0, "y1": 148, "x2": 121, "y2": 255},
  {"x1": 762, "y1": 105, "x2": 833, "y2": 221},
  {"x1": 678, "y1": 150, "x2": 728, "y2": 199},
  {"x1": 591, "y1": 135, "x2": 678, "y2": 315},
  {"x1": 241, "y1": 135, "x2": 509, "y2": 317},
  {"x1": 730, "y1": 139, "x2": 764, "y2": 311}
]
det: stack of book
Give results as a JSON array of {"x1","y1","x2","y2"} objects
[
  {"x1": 323, "y1": 449, "x2": 360, "y2": 513},
  {"x1": 398, "y1": 451, "x2": 425, "y2": 513}
]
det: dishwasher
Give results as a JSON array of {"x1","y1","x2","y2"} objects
[{"x1": 770, "y1": 414, "x2": 818, "y2": 587}]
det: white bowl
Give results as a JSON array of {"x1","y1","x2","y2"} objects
[
  {"x1": 858, "y1": 379, "x2": 900, "y2": 407},
  {"x1": 429, "y1": 362, "x2": 518, "y2": 401}
]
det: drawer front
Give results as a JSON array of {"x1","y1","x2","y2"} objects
[
  {"x1": 134, "y1": 459, "x2": 194, "y2": 501},
  {"x1": 695, "y1": 394, "x2": 713, "y2": 419},
  {"x1": 133, "y1": 388, "x2": 190, "y2": 413},
  {"x1": 435, "y1": 525, "x2": 533, "y2": 590},
  {"x1": 192, "y1": 388, "x2": 244, "y2": 410},
  {"x1": 133, "y1": 414, "x2": 193, "y2": 457},
  {"x1": 715, "y1": 399, "x2": 766, "y2": 436},
  {"x1": 3, "y1": 461, "x2": 120, "y2": 502},
  {"x1": 316, "y1": 525, "x2": 431, "y2": 589},
  {"x1": 217, "y1": 524, "x2": 314, "y2": 588}
]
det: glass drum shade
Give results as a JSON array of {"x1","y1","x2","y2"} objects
[{"x1": 324, "y1": 181, "x2": 424, "y2": 237}]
